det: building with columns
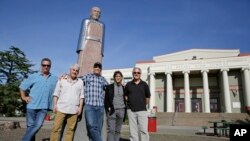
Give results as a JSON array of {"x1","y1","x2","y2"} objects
[{"x1": 102, "y1": 49, "x2": 250, "y2": 113}]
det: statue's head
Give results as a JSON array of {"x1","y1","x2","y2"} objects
[{"x1": 90, "y1": 6, "x2": 101, "y2": 21}]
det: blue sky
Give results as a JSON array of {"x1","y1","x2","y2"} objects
[{"x1": 1, "y1": 0, "x2": 250, "y2": 75}]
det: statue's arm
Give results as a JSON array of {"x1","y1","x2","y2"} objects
[{"x1": 76, "y1": 19, "x2": 90, "y2": 53}]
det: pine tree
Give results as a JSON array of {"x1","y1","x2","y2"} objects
[{"x1": 0, "y1": 46, "x2": 34, "y2": 116}]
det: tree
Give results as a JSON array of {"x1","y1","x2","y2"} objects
[
  {"x1": 0, "y1": 84, "x2": 25, "y2": 116},
  {"x1": 0, "y1": 46, "x2": 34, "y2": 116},
  {"x1": 0, "y1": 46, "x2": 34, "y2": 84}
]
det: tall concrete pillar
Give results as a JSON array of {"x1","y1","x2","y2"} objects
[
  {"x1": 149, "y1": 72, "x2": 156, "y2": 109},
  {"x1": 201, "y1": 69, "x2": 210, "y2": 113},
  {"x1": 165, "y1": 72, "x2": 174, "y2": 112},
  {"x1": 73, "y1": 7, "x2": 106, "y2": 141},
  {"x1": 242, "y1": 67, "x2": 250, "y2": 112},
  {"x1": 183, "y1": 71, "x2": 191, "y2": 113},
  {"x1": 221, "y1": 68, "x2": 232, "y2": 113}
]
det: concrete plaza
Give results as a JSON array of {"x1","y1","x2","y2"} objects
[{"x1": 0, "y1": 117, "x2": 229, "y2": 141}]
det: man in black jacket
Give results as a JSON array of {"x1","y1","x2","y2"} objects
[{"x1": 105, "y1": 71, "x2": 126, "y2": 141}]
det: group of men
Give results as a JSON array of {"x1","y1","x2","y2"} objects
[{"x1": 19, "y1": 58, "x2": 151, "y2": 141}]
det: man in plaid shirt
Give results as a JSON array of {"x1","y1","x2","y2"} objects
[{"x1": 79, "y1": 62, "x2": 108, "y2": 141}]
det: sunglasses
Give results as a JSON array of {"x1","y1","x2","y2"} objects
[
  {"x1": 133, "y1": 72, "x2": 141, "y2": 75},
  {"x1": 42, "y1": 64, "x2": 51, "y2": 67}
]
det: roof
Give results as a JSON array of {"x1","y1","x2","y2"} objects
[{"x1": 153, "y1": 49, "x2": 240, "y2": 62}]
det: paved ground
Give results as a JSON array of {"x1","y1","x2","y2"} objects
[{"x1": 0, "y1": 117, "x2": 229, "y2": 141}]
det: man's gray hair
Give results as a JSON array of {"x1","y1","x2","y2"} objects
[
  {"x1": 132, "y1": 67, "x2": 142, "y2": 73},
  {"x1": 71, "y1": 64, "x2": 80, "y2": 71}
]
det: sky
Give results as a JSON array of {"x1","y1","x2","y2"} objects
[{"x1": 1, "y1": 0, "x2": 250, "y2": 75}]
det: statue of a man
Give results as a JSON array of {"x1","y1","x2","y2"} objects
[
  {"x1": 76, "y1": 6, "x2": 105, "y2": 76},
  {"x1": 72, "y1": 6, "x2": 106, "y2": 141}
]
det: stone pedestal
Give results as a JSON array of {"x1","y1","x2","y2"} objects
[
  {"x1": 73, "y1": 109, "x2": 107, "y2": 141},
  {"x1": 61, "y1": 109, "x2": 107, "y2": 141}
]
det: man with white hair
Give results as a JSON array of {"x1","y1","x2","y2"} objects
[
  {"x1": 125, "y1": 67, "x2": 151, "y2": 141},
  {"x1": 50, "y1": 64, "x2": 84, "y2": 141}
]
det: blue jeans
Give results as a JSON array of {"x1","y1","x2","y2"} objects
[
  {"x1": 21, "y1": 109, "x2": 48, "y2": 141},
  {"x1": 85, "y1": 104, "x2": 104, "y2": 141}
]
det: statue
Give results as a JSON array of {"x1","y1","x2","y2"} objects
[
  {"x1": 72, "y1": 6, "x2": 107, "y2": 141},
  {"x1": 76, "y1": 6, "x2": 105, "y2": 76}
]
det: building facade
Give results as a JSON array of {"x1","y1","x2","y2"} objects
[{"x1": 102, "y1": 49, "x2": 250, "y2": 113}]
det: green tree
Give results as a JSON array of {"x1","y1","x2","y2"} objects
[
  {"x1": 0, "y1": 84, "x2": 25, "y2": 116},
  {"x1": 0, "y1": 46, "x2": 34, "y2": 84},
  {"x1": 0, "y1": 46, "x2": 34, "y2": 116}
]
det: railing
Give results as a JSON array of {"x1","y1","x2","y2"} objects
[{"x1": 172, "y1": 107, "x2": 178, "y2": 126}]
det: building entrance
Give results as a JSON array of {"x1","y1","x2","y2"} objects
[
  {"x1": 191, "y1": 98, "x2": 202, "y2": 112},
  {"x1": 175, "y1": 98, "x2": 184, "y2": 112}
]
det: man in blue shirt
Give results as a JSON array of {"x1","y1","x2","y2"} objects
[
  {"x1": 80, "y1": 62, "x2": 108, "y2": 141},
  {"x1": 19, "y1": 58, "x2": 58, "y2": 141}
]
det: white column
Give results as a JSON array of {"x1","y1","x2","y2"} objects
[
  {"x1": 221, "y1": 68, "x2": 232, "y2": 113},
  {"x1": 165, "y1": 72, "x2": 173, "y2": 112},
  {"x1": 242, "y1": 68, "x2": 250, "y2": 110},
  {"x1": 183, "y1": 71, "x2": 191, "y2": 113},
  {"x1": 201, "y1": 70, "x2": 210, "y2": 113},
  {"x1": 149, "y1": 72, "x2": 156, "y2": 109}
]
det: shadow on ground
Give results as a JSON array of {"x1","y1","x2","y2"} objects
[
  {"x1": 42, "y1": 138, "x2": 49, "y2": 141},
  {"x1": 120, "y1": 138, "x2": 129, "y2": 141}
]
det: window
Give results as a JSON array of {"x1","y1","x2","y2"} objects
[{"x1": 210, "y1": 98, "x2": 219, "y2": 112}]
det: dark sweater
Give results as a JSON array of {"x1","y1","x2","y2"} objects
[{"x1": 125, "y1": 80, "x2": 151, "y2": 112}]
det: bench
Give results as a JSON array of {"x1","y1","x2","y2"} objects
[
  {"x1": 217, "y1": 127, "x2": 230, "y2": 137},
  {"x1": 201, "y1": 126, "x2": 208, "y2": 134},
  {"x1": 209, "y1": 121, "x2": 222, "y2": 136}
]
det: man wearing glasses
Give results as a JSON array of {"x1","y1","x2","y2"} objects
[
  {"x1": 125, "y1": 67, "x2": 151, "y2": 141},
  {"x1": 19, "y1": 58, "x2": 58, "y2": 141}
]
